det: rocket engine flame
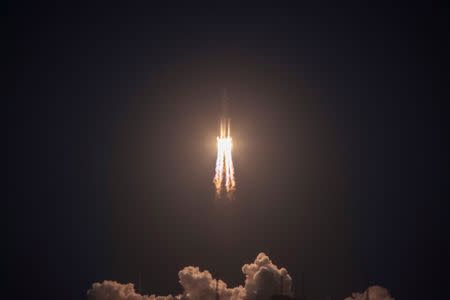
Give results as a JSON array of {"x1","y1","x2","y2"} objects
[{"x1": 213, "y1": 118, "x2": 236, "y2": 198}]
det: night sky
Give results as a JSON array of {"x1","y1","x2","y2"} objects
[{"x1": 8, "y1": 3, "x2": 448, "y2": 300}]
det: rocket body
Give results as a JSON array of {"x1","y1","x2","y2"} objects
[
  {"x1": 219, "y1": 90, "x2": 231, "y2": 138},
  {"x1": 219, "y1": 117, "x2": 231, "y2": 138}
]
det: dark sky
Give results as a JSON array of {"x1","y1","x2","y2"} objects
[{"x1": 8, "y1": 3, "x2": 448, "y2": 300}]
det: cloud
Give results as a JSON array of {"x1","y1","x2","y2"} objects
[
  {"x1": 87, "y1": 254, "x2": 394, "y2": 300},
  {"x1": 241, "y1": 253, "x2": 292, "y2": 299},
  {"x1": 87, "y1": 253, "x2": 292, "y2": 300},
  {"x1": 344, "y1": 286, "x2": 394, "y2": 300},
  {"x1": 86, "y1": 280, "x2": 178, "y2": 300}
]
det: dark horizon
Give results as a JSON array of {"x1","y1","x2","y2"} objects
[{"x1": 8, "y1": 3, "x2": 448, "y2": 300}]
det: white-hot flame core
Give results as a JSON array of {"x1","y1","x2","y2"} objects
[{"x1": 213, "y1": 119, "x2": 236, "y2": 197}]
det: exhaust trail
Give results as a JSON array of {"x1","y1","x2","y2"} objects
[{"x1": 213, "y1": 93, "x2": 236, "y2": 198}]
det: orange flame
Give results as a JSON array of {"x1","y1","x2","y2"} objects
[{"x1": 213, "y1": 118, "x2": 236, "y2": 198}]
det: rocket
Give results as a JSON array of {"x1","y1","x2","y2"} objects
[
  {"x1": 220, "y1": 90, "x2": 231, "y2": 138},
  {"x1": 213, "y1": 89, "x2": 236, "y2": 196}
]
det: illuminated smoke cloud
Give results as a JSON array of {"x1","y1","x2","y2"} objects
[
  {"x1": 344, "y1": 286, "x2": 394, "y2": 300},
  {"x1": 178, "y1": 266, "x2": 244, "y2": 300},
  {"x1": 242, "y1": 253, "x2": 293, "y2": 299},
  {"x1": 86, "y1": 280, "x2": 178, "y2": 300},
  {"x1": 87, "y1": 253, "x2": 291, "y2": 300}
]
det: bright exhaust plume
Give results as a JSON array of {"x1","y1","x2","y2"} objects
[{"x1": 213, "y1": 118, "x2": 236, "y2": 198}]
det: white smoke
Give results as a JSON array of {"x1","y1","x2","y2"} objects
[
  {"x1": 241, "y1": 253, "x2": 292, "y2": 299},
  {"x1": 86, "y1": 280, "x2": 178, "y2": 300},
  {"x1": 87, "y1": 253, "x2": 292, "y2": 300},
  {"x1": 344, "y1": 286, "x2": 394, "y2": 300},
  {"x1": 87, "y1": 254, "x2": 394, "y2": 300},
  {"x1": 177, "y1": 266, "x2": 245, "y2": 300}
]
